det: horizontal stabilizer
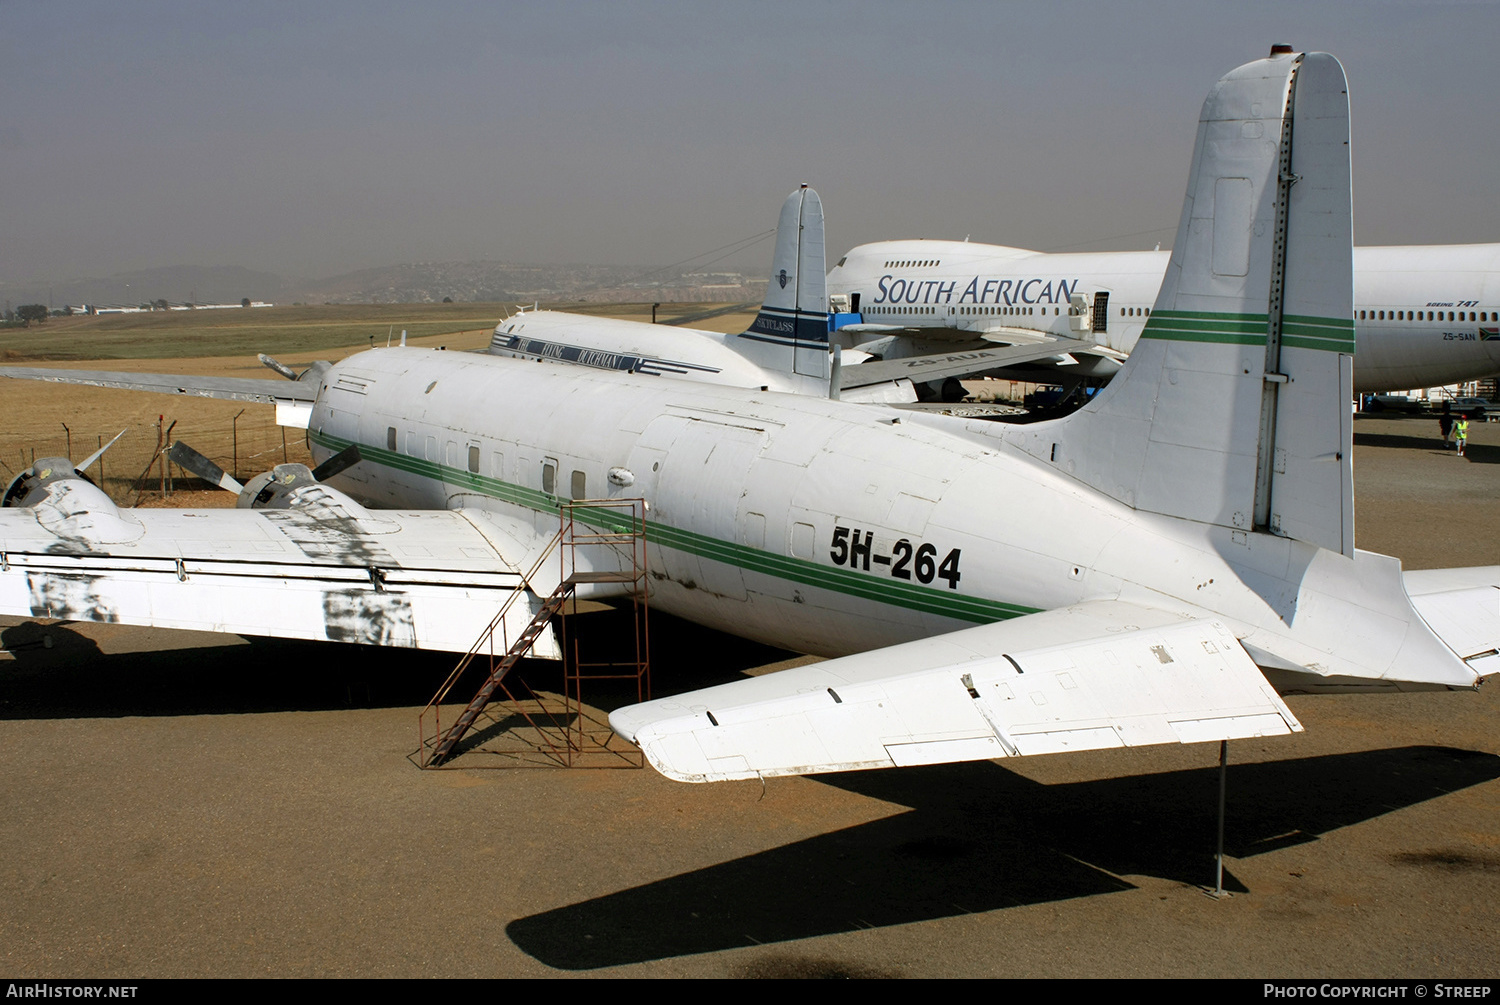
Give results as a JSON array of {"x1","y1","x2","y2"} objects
[
  {"x1": 611, "y1": 602, "x2": 1300, "y2": 782},
  {"x1": 1404, "y1": 567, "x2": 1500, "y2": 676}
]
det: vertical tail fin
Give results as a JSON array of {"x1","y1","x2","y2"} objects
[
  {"x1": 1028, "y1": 50, "x2": 1355, "y2": 557},
  {"x1": 735, "y1": 185, "x2": 830, "y2": 380}
]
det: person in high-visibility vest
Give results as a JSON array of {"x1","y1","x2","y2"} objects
[{"x1": 1455, "y1": 414, "x2": 1471, "y2": 457}]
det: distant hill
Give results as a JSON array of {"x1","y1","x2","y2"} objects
[
  {"x1": 1, "y1": 261, "x2": 766, "y2": 311},
  {"x1": 0, "y1": 265, "x2": 289, "y2": 311},
  {"x1": 292, "y1": 261, "x2": 642, "y2": 305},
  {"x1": 293, "y1": 261, "x2": 766, "y2": 306}
]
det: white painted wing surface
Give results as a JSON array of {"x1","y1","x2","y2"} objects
[
  {"x1": 0, "y1": 495, "x2": 558, "y2": 656},
  {"x1": 1404, "y1": 567, "x2": 1500, "y2": 676},
  {"x1": 610, "y1": 601, "x2": 1301, "y2": 783},
  {"x1": 838, "y1": 337, "x2": 1091, "y2": 390}
]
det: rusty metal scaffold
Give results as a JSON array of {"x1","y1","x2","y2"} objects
[{"x1": 417, "y1": 498, "x2": 649, "y2": 769}]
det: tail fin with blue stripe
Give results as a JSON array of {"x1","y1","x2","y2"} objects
[{"x1": 733, "y1": 185, "x2": 830, "y2": 380}]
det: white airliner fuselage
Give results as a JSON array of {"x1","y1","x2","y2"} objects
[{"x1": 828, "y1": 242, "x2": 1500, "y2": 392}]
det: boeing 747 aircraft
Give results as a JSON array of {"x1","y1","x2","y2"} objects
[{"x1": 827, "y1": 235, "x2": 1500, "y2": 394}]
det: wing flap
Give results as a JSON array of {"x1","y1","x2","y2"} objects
[{"x1": 612, "y1": 603, "x2": 1301, "y2": 782}]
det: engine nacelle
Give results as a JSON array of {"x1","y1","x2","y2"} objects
[
  {"x1": 3, "y1": 457, "x2": 100, "y2": 509},
  {"x1": 1, "y1": 457, "x2": 143, "y2": 546}
]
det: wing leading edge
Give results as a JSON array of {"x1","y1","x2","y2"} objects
[{"x1": 609, "y1": 601, "x2": 1301, "y2": 783}]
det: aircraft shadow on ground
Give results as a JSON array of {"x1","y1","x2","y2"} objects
[
  {"x1": 1353, "y1": 430, "x2": 1500, "y2": 464},
  {"x1": 0, "y1": 608, "x2": 793, "y2": 718},
  {"x1": 506, "y1": 745, "x2": 1500, "y2": 970}
]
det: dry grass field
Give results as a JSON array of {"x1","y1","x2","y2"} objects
[
  {"x1": 0, "y1": 307, "x2": 1496, "y2": 978},
  {"x1": 0, "y1": 303, "x2": 758, "y2": 502}
]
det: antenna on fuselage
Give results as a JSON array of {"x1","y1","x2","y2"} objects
[{"x1": 399, "y1": 329, "x2": 407, "y2": 346}]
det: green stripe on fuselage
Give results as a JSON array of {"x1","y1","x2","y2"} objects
[{"x1": 309, "y1": 429, "x2": 1035, "y2": 623}]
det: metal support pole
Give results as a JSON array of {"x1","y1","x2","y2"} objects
[
  {"x1": 1215, "y1": 739, "x2": 1228, "y2": 897},
  {"x1": 232, "y1": 409, "x2": 244, "y2": 482}
]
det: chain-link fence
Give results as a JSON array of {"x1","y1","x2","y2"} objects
[{"x1": 0, "y1": 412, "x2": 314, "y2": 505}]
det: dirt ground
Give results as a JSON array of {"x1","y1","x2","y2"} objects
[{"x1": 0, "y1": 367, "x2": 1496, "y2": 976}]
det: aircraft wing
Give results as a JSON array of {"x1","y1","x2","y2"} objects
[
  {"x1": 976, "y1": 325, "x2": 1076, "y2": 346},
  {"x1": 0, "y1": 487, "x2": 560, "y2": 656},
  {"x1": 0, "y1": 367, "x2": 318, "y2": 404},
  {"x1": 837, "y1": 323, "x2": 1077, "y2": 347},
  {"x1": 609, "y1": 600, "x2": 1301, "y2": 782},
  {"x1": 840, "y1": 339, "x2": 1101, "y2": 391}
]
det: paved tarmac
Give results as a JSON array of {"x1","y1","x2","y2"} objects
[{"x1": 0, "y1": 415, "x2": 1497, "y2": 978}]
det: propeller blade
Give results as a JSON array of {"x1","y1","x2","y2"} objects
[
  {"x1": 310, "y1": 444, "x2": 362, "y2": 482},
  {"x1": 167, "y1": 441, "x2": 244, "y2": 494},
  {"x1": 75, "y1": 429, "x2": 128, "y2": 474},
  {"x1": 258, "y1": 353, "x2": 299, "y2": 381}
]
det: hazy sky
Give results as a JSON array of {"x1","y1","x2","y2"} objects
[{"x1": 4, "y1": 1, "x2": 1497, "y2": 285}]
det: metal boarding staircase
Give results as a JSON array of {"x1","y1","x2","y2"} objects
[{"x1": 417, "y1": 498, "x2": 649, "y2": 768}]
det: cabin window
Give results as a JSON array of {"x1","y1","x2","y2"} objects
[
  {"x1": 542, "y1": 460, "x2": 556, "y2": 495},
  {"x1": 570, "y1": 470, "x2": 586, "y2": 500},
  {"x1": 387, "y1": 427, "x2": 397, "y2": 452},
  {"x1": 468, "y1": 445, "x2": 480, "y2": 474},
  {"x1": 492, "y1": 452, "x2": 504, "y2": 479},
  {"x1": 791, "y1": 522, "x2": 815, "y2": 559},
  {"x1": 425, "y1": 436, "x2": 437, "y2": 461},
  {"x1": 744, "y1": 512, "x2": 766, "y2": 550},
  {"x1": 445, "y1": 441, "x2": 458, "y2": 468}
]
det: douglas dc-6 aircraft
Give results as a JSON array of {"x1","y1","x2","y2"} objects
[{"x1": 0, "y1": 51, "x2": 1495, "y2": 787}]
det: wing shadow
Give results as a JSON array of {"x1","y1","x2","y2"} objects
[{"x1": 507, "y1": 745, "x2": 1500, "y2": 969}]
